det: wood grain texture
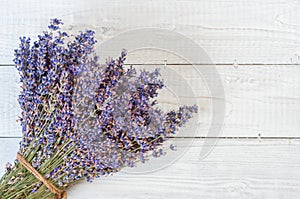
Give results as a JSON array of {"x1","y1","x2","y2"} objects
[
  {"x1": 1, "y1": 138, "x2": 300, "y2": 198},
  {"x1": 1, "y1": 1, "x2": 300, "y2": 198},
  {"x1": 0, "y1": 64, "x2": 299, "y2": 137},
  {"x1": 1, "y1": 0, "x2": 300, "y2": 64}
]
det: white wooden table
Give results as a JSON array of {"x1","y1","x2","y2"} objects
[{"x1": 0, "y1": 0, "x2": 300, "y2": 198}]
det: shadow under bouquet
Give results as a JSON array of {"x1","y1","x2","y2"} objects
[{"x1": 0, "y1": 19, "x2": 198, "y2": 199}]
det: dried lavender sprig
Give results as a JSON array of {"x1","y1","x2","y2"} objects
[
  {"x1": 0, "y1": 18, "x2": 198, "y2": 198},
  {"x1": 1, "y1": 18, "x2": 96, "y2": 198},
  {"x1": 60, "y1": 58, "x2": 198, "y2": 183}
]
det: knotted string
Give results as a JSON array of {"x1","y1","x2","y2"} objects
[{"x1": 17, "y1": 153, "x2": 67, "y2": 199}]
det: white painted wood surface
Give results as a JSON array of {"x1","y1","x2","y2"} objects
[
  {"x1": 1, "y1": 64, "x2": 299, "y2": 138},
  {"x1": 1, "y1": 138, "x2": 300, "y2": 199},
  {"x1": 0, "y1": 0, "x2": 300, "y2": 198},
  {"x1": 1, "y1": 0, "x2": 300, "y2": 64}
]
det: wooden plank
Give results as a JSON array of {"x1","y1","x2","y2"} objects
[
  {"x1": 0, "y1": 66, "x2": 20, "y2": 137},
  {"x1": 0, "y1": 0, "x2": 77, "y2": 64},
  {"x1": 0, "y1": 64, "x2": 299, "y2": 138},
  {"x1": 1, "y1": 138, "x2": 300, "y2": 198},
  {"x1": 1, "y1": 0, "x2": 300, "y2": 64}
]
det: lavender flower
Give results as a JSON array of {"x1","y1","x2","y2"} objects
[{"x1": 0, "y1": 18, "x2": 198, "y2": 199}]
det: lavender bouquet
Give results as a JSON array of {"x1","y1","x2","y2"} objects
[{"x1": 0, "y1": 19, "x2": 197, "y2": 199}]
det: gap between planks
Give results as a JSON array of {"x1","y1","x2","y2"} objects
[
  {"x1": 1, "y1": 63, "x2": 300, "y2": 67},
  {"x1": 1, "y1": 136, "x2": 300, "y2": 140}
]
